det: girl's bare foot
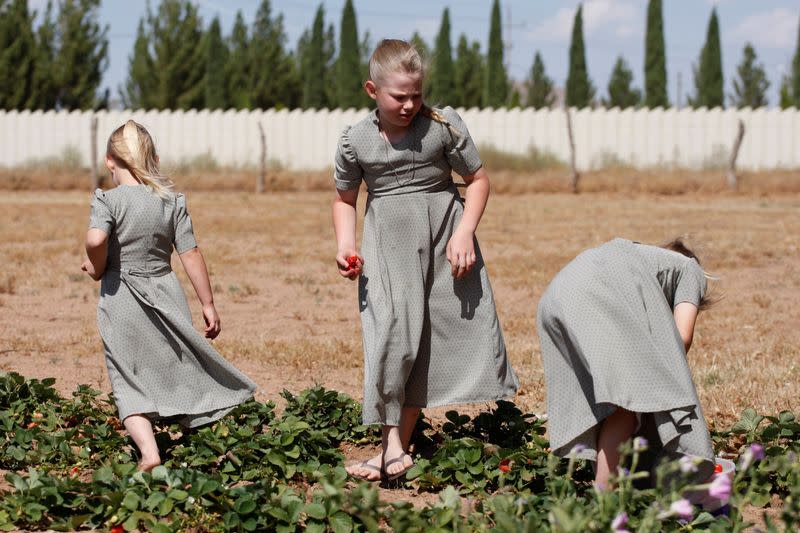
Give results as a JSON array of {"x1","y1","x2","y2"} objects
[
  {"x1": 137, "y1": 456, "x2": 161, "y2": 472},
  {"x1": 346, "y1": 453, "x2": 383, "y2": 481}
]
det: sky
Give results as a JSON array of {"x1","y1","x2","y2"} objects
[{"x1": 29, "y1": 0, "x2": 800, "y2": 107}]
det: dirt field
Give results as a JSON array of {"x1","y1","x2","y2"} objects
[{"x1": 1, "y1": 181, "x2": 798, "y2": 432}]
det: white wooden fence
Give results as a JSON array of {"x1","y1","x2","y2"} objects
[{"x1": 1, "y1": 107, "x2": 798, "y2": 171}]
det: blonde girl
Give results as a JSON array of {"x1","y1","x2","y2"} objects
[
  {"x1": 82, "y1": 120, "x2": 256, "y2": 471},
  {"x1": 332, "y1": 39, "x2": 518, "y2": 481}
]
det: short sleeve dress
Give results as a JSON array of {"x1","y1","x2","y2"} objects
[
  {"x1": 536, "y1": 238, "x2": 714, "y2": 477},
  {"x1": 89, "y1": 186, "x2": 256, "y2": 428},
  {"x1": 334, "y1": 107, "x2": 519, "y2": 426}
]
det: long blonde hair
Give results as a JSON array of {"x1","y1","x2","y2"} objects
[
  {"x1": 107, "y1": 120, "x2": 173, "y2": 197},
  {"x1": 368, "y1": 39, "x2": 458, "y2": 135}
]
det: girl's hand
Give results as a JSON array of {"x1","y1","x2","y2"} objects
[
  {"x1": 336, "y1": 251, "x2": 363, "y2": 280},
  {"x1": 446, "y1": 229, "x2": 476, "y2": 279},
  {"x1": 202, "y1": 304, "x2": 221, "y2": 339},
  {"x1": 81, "y1": 259, "x2": 100, "y2": 281}
]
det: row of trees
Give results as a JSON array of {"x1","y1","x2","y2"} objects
[{"x1": 1, "y1": 0, "x2": 799, "y2": 111}]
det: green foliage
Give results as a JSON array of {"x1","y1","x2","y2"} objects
[
  {"x1": 730, "y1": 43, "x2": 770, "y2": 108},
  {"x1": 250, "y1": 0, "x2": 300, "y2": 110},
  {"x1": 226, "y1": 11, "x2": 250, "y2": 110},
  {"x1": 0, "y1": 0, "x2": 36, "y2": 110},
  {"x1": 1, "y1": 373, "x2": 799, "y2": 531},
  {"x1": 30, "y1": 1, "x2": 58, "y2": 110},
  {"x1": 604, "y1": 55, "x2": 641, "y2": 109},
  {"x1": 484, "y1": 0, "x2": 508, "y2": 107},
  {"x1": 566, "y1": 5, "x2": 595, "y2": 108},
  {"x1": 453, "y1": 34, "x2": 484, "y2": 109},
  {"x1": 203, "y1": 17, "x2": 228, "y2": 110},
  {"x1": 526, "y1": 51, "x2": 555, "y2": 109},
  {"x1": 335, "y1": 0, "x2": 367, "y2": 109},
  {"x1": 792, "y1": 15, "x2": 800, "y2": 107},
  {"x1": 780, "y1": 74, "x2": 793, "y2": 109},
  {"x1": 689, "y1": 7, "x2": 724, "y2": 109},
  {"x1": 429, "y1": 8, "x2": 455, "y2": 107},
  {"x1": 644, "y1": 0, "x2": 669, "y2": 107},
  {"x1": 300, "y1": 4, "x2": 333, "y2": 109}
]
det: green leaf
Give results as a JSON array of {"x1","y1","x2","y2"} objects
[
  {"x1": 329, "y1": 511, "x2": 353, "y2": 533},
  {"x1": 304, "y1": 502, "x2": 327, "y2": 520},
  {"x1": 121, "y1": 491, "x2": 141, "y2": 511},
  {"x1": 731, "y1": 408, "x2": 764, "y2": 434},
  {"x1": 235, "y1": 497, "x2": 257, "y2": 515}
]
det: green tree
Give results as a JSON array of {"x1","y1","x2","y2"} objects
[
  {"x1": 30, "y1": 1, "x2": 58, "y2": 109},
  {"x1": 525, "y1": 51, "x2": 554, "y2": 109},
  {"x1": 251, "y1": 0, "x2": 300, "y2": 109},
  {"x1": 453, "y1": 34, "x2": 483, "y2": 108},
  {"x1": 484, "y1": 0, "x2": 508, "y2": 107},
  {"x1": 688, "y1": 7, "x2": 723, "y2": 108},
  {"x1": 0, "y1": 0, "x2": 36, "y2": 110},
  {"x1": 203, "y1": 17, "x2": 227, "y2": 109},
  {"x1": 429, "y1": 8, "x2": 455, "y2": 106},
  {"x1": 792, "y1": 15, "x2": 800, "y2": 107},
  {"x1": 644, "y1": 0, "x2": 668, "y2": 107},
  {"x1": 336, "y1": 0, "x2": 366, "y2": 109},
  {"x1": 226, "y1": 11, "x2": 250, "y2": 109},
  {"x1": 604, "y1": 55, "x2": 641, "y2": 108},
  {"x1": 566, "y1": 4, "x2": 594, "y2": 108},
  {"x1": 408, "y1": 31, "x2": 432, "y2": 97},
  {"x1": 730, "y1": 43, "x2": 769, "y2": 108},
  {"x1": 779, "y1": 74, "x2": 792, "y2": 109},
  {"x1": 122, "y1": 0, "x2": 205, "y2": 110},
  {"x1": 301, "y1": 4, "x2": 329, "y2": 109},
  {"x1": 54, "y1": 0, "x2": 109, "y2": 109}
]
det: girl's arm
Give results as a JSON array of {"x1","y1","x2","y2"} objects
[
  {"x1": 332, "y1": 187, "x2": 362, "y2": 280},
  {"x1": 673, "y1": 302, "x2": 699, "y2": 352},
  {"x1": 447, "y1": 166, "x2": 490, "y2": 279},
  {"x1": 178, "y1": 247, "x2": 221, "y2": 339},
  {"x1": 81, "y1": 229, "x2": 109, "y2": 281}
]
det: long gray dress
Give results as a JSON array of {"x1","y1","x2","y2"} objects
[
  {"x1": 334, "y1": 107, "x2": 519, "y2": 426},
  {"x1": 536, "y1": 238, "x2": 714, "y2": 477},
  {"x1": 89, "y1": 186, "x2": 256, "y2": 428}
]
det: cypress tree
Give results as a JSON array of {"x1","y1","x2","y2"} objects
[
  {"x1": 226, "y1": 11, "x2": 250, "y2": 109},
  {"x1": 688, "y1": 8, "x2": 723, "y2": 108},
  {"x1": 453, "y1": 34, "x2": 483, "y2": 109},
  {"x1": 730, "y1": 43, "x2": 769, "y2": 108},
  {"x1": 779, "y1": 75, "x2": 792, "y2": 109},
  {"x1": 644, "y1": 0, "x2": 668, "y2": 107},
  {"x1": 604, "y1": 56, "x2": 641, "y2": 108},
  {"x1": 121, "y1": 18, "x2": 155, "y2": 109},
  {"x1": 525, "y1": 51, "x2": 555, "y2": 109},
  {"x1": 429, "y1": 8, "x2": 455, "y2": 106},
  {"x1": 484, "y1": 0, "x2": 508, "y2": 107},
  {"x1": 251, "y1": 0, "x2": 300, "y2": 109},
  {"x1": 408, "y1": 31, "x2": 432, "y2": 96},
  {"x1": 301, "y1": 5, "x2": 328, "y2": 109},
  {"x1": 792, "y1": 15, "x2": 800, "y2": 107},
  {"x1": 55, "y1": 0, "x2": 109, "y2": 110},
  {"x1": 336, "y1": 0, "x2": 363, "y2": 109},
  {"x1": 322, "y1": 22, "x2": 337, "y2": 107},
  {"x1": 0, "y1": 0, "x2": 36, "y2": 110},
  {"x1": 31, "y1": 0, "x2": 58, "y2": 109},
  {"x1": 203, "y1": 17, "x2": 227, "y2": 109},
  {"x1": 566, "y1": 5, "x2": 594, "y2": 108}
]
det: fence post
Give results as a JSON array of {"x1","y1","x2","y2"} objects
[
  {"x1": 565, "y1": 107, "x2": 579, "y2": 193},
  {"x1": 90, "y1": 115, "x2": 99, "y2": 190},
  {"x1": 257, "y1": 121, "x2": 266, "y2": 194},
  {"x1": 727, "y1": 119, "x2": 745, "y2": 190}
]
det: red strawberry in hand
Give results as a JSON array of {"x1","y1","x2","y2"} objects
[{"x1": 347, "y1": 255, "x2": 359, "y2": 270}]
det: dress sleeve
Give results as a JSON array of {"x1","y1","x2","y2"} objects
[
  {"x1": 333, "y1": 126, "x2": 363, "y2": 191},
  {"x1": 89, "y1": 189, "x2": 114, "y2": 234},
  {"x1": 673, "y1": 259, "x2": 707, "y2": 307},
  {"x1": 440, "y1": 106, "x2": 483, "y2": 177},
  {"x1": 173, "y1": 193, "x2": 198, "y2": 254}
]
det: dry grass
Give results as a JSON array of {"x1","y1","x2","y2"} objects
[{"x1": 0, "y1": 185, "x2": 798, "y2": 428}]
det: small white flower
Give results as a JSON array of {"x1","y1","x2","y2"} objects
[{"x1": 679, "y1": 455, "x2": 699, "y2": 473}]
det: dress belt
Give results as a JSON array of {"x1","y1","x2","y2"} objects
[{"x1": 107, "y1": 264, "x2": 172, "y2": 277}]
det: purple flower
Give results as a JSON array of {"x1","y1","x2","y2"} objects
[
  {"x1": 708, "y1": 473, "x2": 732, "y2": 500},
  {"x1": 611, "y1": 512, "x2": 630, "y2": 532},
  {"x1": 633, "y1": 436, "x2": 648, "y2": 452},
  {"x1": 749, "y1": 443, "x2": 765, "y2": 461},
  {"x1": 739, "y1": 443, "x2": 765, "y2": 471},
  {"x1": 569, "y1": 443, "x2": 586, "y2": 457},
  {"x1": 669, "y1": 498, "x2": 694, "y2": 521},
  {"x1": 679, "y1": 455, "x2": 699, "y2": 473}
]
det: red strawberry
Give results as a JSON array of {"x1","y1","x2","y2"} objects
[
  {"x1": 26, "y1": 422, "x2": 39, "y2": 429},
  {"x1": 347, "y1": 255, "x2": 359, "y2": 269},
  {"x1": 714, "y1": 463, "x2": 723, "y2": 474},
  {"x1": 111, "y1": 526, "x2": 124, "y2": 533},
  {"x1": 70, "y1": 466, "x2": 79, "y2": 477},
  {"x1": 499, "y1": 458, "x2": 511, "y2": 473}
]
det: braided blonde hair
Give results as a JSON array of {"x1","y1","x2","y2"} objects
[
  {"x1": 368, "y1": 39, "x2": 459, "y2": 136},
  {"x1": 107, "y1": 120, "x2": 174, "y2": 197}
]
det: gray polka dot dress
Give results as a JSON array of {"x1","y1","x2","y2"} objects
[
  {"x1": 89, "y1": 186, "x2": 256, "y2": 428},
  {"x1": 536, "y1": 238, "x2": 714, "y2": 475},
  {"x1": 334, "y1": 107, "x2": 519, "y2": 426}
]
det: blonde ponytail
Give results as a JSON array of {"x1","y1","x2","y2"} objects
[{"x1": 107, "y1": 120, "x2": 174, "y2": 197}]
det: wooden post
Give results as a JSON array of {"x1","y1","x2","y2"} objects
[
  {"x1": 727, "y1": 119, "x2": 745, "y2": 190},
  {"x1": 256, "y1": 122, "x2": 266, "y2": 193},
  {"x1": 565, "y1": 107, "x2": 579, "y2": 193},
  {"x1": 90, "y1": 115, "x2": 99, "y2": 190}
]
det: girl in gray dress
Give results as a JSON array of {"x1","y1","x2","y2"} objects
[
  {"x1": 332, "y1": 39, "x2": 518, "y2": 481},
  {"x1": 82, "y1": 120, "x2": 256, "y2": 471},
  {"x1": 536, "y1": 238, "x2": 717, "y2": 489}
]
